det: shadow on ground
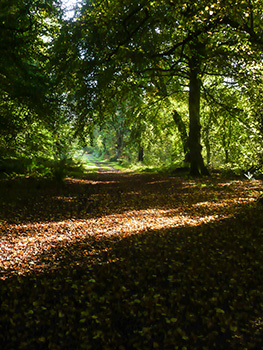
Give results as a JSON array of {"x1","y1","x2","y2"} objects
[
  {"x1": 1, "y1": 202, "x2": 263, "y2": 349},
  {"x1": 0, "y1": 172, "x2": 261, "y2": 224},
  {"x1": 1, "y1": 173, "x2": 263, "y2": 349}
]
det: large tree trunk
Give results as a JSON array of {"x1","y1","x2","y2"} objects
[{"x1": 188, "y1": 58, "x2": 209, "y2": 176}]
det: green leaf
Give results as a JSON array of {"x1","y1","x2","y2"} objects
[{"x1": 216, "y1": 308, "x2": 225, "y2": 314}]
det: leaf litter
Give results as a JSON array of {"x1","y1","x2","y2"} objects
[{"x1": 1, "y1": 173, "x2": 263, "y2": 349}]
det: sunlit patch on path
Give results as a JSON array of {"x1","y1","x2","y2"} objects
[{"x1": 0, "y1": 176, "x2": 258, "y2": 278}]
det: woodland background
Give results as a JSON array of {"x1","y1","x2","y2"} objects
[
  {"x1": 0, "y1": 0, "x2": 263, "y2": 177},
  {"x1": 1, "y1": 1, "x2": 263, "y2": 349}
]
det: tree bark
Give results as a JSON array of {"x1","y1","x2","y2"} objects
[
  {"x1": 138, "y1": 146, "x2": 144, "y2": 162},
  {"x1": 203, "y1": 114, "x2": 212, "y2": 166},
  {"x1": 188, "y1": 58, "x2": 209, "y2": 176}
]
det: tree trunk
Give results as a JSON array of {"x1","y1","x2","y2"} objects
[
  {"x1": 222, "y1": 118, "x2": 231, "y2": 164},
  {"x1": 138, "y1": 146, "x2": 144, "y2": 162},
  {"x1": 205, "y1": 137, "x2": 211, "y2": 166},
  {"x1": 172, "y1": 110, "x2": 190, "y2": 162},
  {"x1": 203, "y1": 114, "x2": 212, "y2": 166},
  {"x1": 188, "y1": 58, "x2": 209, "y2": 176},
  {"x1": 116, "y1": 129, "x2": 123, "y2": 160}
]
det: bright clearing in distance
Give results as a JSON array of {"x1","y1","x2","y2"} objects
[{"x1": 61, "y1": 0, "x2": 80, "y2": 19}]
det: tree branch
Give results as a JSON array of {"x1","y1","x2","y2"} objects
[{"x1": 222, "y1": 15, "x2": 263, "y2": 46}]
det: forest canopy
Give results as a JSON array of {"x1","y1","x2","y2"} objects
[{"x1": 1, "y1": 0, "x2": 263, "y2": 176}]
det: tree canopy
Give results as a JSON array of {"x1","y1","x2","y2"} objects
[
  {"x1": 50, "y1": 0, "x2": 263, "y2": 175},
  {"x1": 1, "y1": 0, "x2": 263, "y2": 176},
  {"x1": 0, "y1": 0, "x2": 61, "y2": 158}
]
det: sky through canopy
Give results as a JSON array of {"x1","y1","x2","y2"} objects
[{"x1": 61, "y1": 0, "x2": 79, "y2": 19}]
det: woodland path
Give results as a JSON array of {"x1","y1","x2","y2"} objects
[
  {"x1": 82, "y1": 153, "x2": 121, "y2": 173},
  {"x1": 1, "y1": 172, "x2": 263, "y2": 349},
  {"x1": 0, "y1": 172, "x2": 262, "y2": 277}
]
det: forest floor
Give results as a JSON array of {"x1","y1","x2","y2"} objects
[{"x1": 1, "y1": 169, "x2": 263, "y2": 349}]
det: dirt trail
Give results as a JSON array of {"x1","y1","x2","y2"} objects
[{"x1": 82, "y1": 153, "x2": 121, "y2": 173}]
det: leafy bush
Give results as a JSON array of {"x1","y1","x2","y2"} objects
[
  {"x1": 0, "y1": 158, "x2": 32, "y2": 176},
  {"x1": 0, "y1": 156, "x2": 86, "y2": 181}
]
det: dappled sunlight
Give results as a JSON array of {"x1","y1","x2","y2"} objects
[
  {"x1": 146, "y1": 180, "x2": 172, "y2": 185},
  {"x1": 192, "y1": 197, "x2": 255, "y2": 208},
  {"x1": 65, "y1": 177, "x2": 120, "y2": 185},
  {"x1": 0, "y1": 191, "x2": 256, "y2": 279},
  {"x1": 1, "y1": 173, "x2": 261, "y2": 279}
]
